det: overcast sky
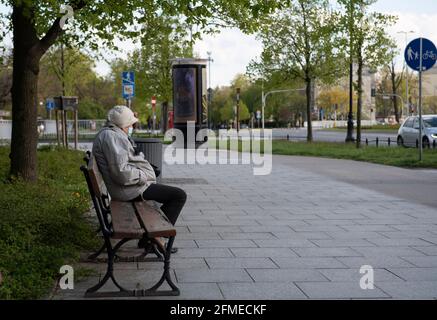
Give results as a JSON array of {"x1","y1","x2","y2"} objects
[
  {"x1": 2, "y1": 1, "x2": 437, "y2": 87},
  {"x1": 196, "y1": 0, "x2": 437, "y2": 87}
]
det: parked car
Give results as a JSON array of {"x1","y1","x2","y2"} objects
[{"x1": 397, "y1": 115, "x2": 437, "y2": 148}]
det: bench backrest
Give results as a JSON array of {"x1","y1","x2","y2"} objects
[
  {"x1": 87, "y1": 155, "x2": 108, "y2": 198},
  {"x1": 81, "y1": 153, "x2": 112, "y2": 236}
]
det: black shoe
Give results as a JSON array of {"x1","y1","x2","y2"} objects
[
  {"x1": 138, "y1": 238, "x2": 178, "y2": 254},
  {"x1": 169, "y1": 247, "x2": 178, "y2": 254},
  {"x1": 156, "y1": 242, "x2": 178, "y2": 254}
]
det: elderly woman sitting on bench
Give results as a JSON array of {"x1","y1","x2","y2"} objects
[{"x1": 92, "y1": 105, "x2": 186, "y2": 253}]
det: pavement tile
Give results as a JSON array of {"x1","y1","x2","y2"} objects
[
  {"x1": 375, "y1": 281, "x2": 437, "y2": 299},
  {"x1": 253, "y1": 239, "x2": 316, "y2": 248},
  {"x1": 272, "y1": 257, "x2": 348, "y2": 269},
  {"x1": 411, "y1": 246, "x2": 437, "y2": 256},
  {"x1": 206, "y1": 257, "x2": 277, "y2": 269},
  {"x1": 296, "y1": 282, "x2": 390, "y2": 299},
  {"x1": 219, "y1": 232, "x2": 277, "y2": 240},
  {"x1": 196, "y1": 240, "x2": 257, "y2": 248},
  {"x1": 219, "y1": 282, "x2": 307, "y2": 299},
  {"x1": 336, "y1": 256, "x2": 416, "y2": 268},
  {"x1": 387, "y1": 268, "x2": 437, "y2": 281},
  {"x1": 353, "y1": 247, "x2": 427, "y2": 257},
  {"x1": 175, "y1": 269, "x2": 252, "y2": 283},
  {"x1": 311, "y1": 239, "x2": 375, "y2": 248},
  {"x1": 247, "y1": 269, "x2": 328, "y2": 282},
  {"x1": 318, "y1": 268, "x2": 403, "y2": 282},
  {"x1": 230, "y1": 248, "x2": 298, "y2": 258},
  {"x1": 366, "y1": 238, "x2": 435, "y2": 247},
  {"x1": 400, "y1": 256, "x2": 437, "y2": 267},
  {"x1": 176, "y1": 248, "x2": 233, "y2": 258},
  {"x1": 293, "y1": 247, "x2": 362, "y2": 258}
]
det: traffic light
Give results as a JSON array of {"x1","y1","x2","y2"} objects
[{"x1": 371, "y1": 88, "x2": 376, "y2": 98}]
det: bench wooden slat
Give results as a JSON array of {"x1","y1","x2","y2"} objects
[
  {"x1": 111, "y1": 201, "x2": 144, "y2": 239},
  {"x1": 133, "y1": 202, "x2": 176, "y2": 238},
  {"x1": 87, "y1": 156, "x2": 107, "y2": 197}
]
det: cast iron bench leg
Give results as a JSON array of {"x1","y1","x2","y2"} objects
[
  {"x1": 85, "y1": 238, "x2": 136, "y2": 298},
  {"x1": 142, "y1": 236, "x2": 180, "y2": 296},
  {"x1": 87, "y1": 242, "x2": 106, "y2": 260}
]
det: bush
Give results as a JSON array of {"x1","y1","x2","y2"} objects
[{"x1": 0, "y1": 147, "x2": 99, "y2": 299}]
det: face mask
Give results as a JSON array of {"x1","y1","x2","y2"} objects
[{"x1": 128, "y1": 127, "x2": 133, "y2": 137}]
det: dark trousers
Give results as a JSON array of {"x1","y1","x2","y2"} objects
[{"x1": 140, "y1": 183, "x2": 187, "y2": 225}]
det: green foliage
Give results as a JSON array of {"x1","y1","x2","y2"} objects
[
  {"x1": 77, "y1": 97, "x2": 109, "y2": 119},
  {"x1": 249, "y1": 0, "x2": 347, "y2": 138},
  {"x1": 253, "y1": 0, "x2": 345, "y2": 83},
  {"x1": 0, "y1": 147, "x2": 99, "y2": 299},
  {"x1": 110, "y1": 13, "x2": 193, "y2": 124},
  {"x1": 336, "y1": 0, "x2": 397, "y2": 70},
  {"x1": 219, "y1": 99, "x2": 250, "y2": 122},
  {"x1": 38, "y1": 46, "x2": 118, "y2": 119},
  {"x1": 1, "y1": 0, "x2": 287, "y2": 53}
]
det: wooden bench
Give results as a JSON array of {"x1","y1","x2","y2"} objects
[{"x1": 80, "y1": 153, "x2": 179, "y2": 298}]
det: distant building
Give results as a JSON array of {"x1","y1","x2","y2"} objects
[
  {"x1": 422, "y1": 65, "x2": 437, "y2": 97},
  {"x1": 316, "y1": 64, "x2": 376, "y2": 121}
]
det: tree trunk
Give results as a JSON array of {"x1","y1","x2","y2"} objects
[
  {"x1": 9, "y1": 5, "x2": 42, "y2": 181},
  {"x1": 356, "y1": 53, "x2": 363, "y2": 149},
  {"x1": 305, "y1": 78, "x2": 313, "y2": 142},
  {"x1": 390, "y1": 62, "x2": 400, "y2": 123},
  {"x1": 9, "y1": 1, "x2": 65, "y2": 181}
]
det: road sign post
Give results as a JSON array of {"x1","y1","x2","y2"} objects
[
  {"x1": 405, "y1": 37, "x2": 437, "y2": 161},
  {"x1": 236, "y1": 88, "x2": 240, "y2": 132}
]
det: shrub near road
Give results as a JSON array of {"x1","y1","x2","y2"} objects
[{"x1": 0, "y1": 146, "x2": 98, "y2": 299}]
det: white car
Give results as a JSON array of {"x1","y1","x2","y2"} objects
[{"x1": 397, "y1": 115, "x2": 437, "y2": 148}]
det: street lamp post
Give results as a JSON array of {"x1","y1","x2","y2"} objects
[
  {"x1": 345, "y1": 1, "x2": 355, "y2": 142},
  {"x1": 398, "y1": 31, "x2": 415, "y2": 117},
  {"x1": 262, "y1": 88, "x2": 306, "y2": 129},
  {"x1": 207, "y1": 51, "x2": 214, "y2": 129}
]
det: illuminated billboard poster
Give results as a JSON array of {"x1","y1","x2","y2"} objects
[{"x1": 173, "y1": 67, "x2": 197, "y2": 123}]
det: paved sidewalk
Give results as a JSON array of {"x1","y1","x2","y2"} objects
[{"x1": 54, "y1": 151, "x2": 437, "y2": 300}]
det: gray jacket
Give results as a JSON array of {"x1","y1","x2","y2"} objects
[{"x1": 92, "y1": 122, "x2": 156, "y2": 201}]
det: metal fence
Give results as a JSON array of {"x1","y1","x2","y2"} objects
[
  {"x1": 0, "y1": 119, "x2": 107, "y2": 140},
  {"x1": 277, "y1": 133, "x2": 437, "y2": 149}
]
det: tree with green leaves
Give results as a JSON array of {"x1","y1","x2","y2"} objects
[
  {"x1": 251, "y1": 0, "x2": 345, "y2": 141},
  {"x1": 387, "y1": 56, "x2": 404, "y2": 123},
  {"x1": 38, "y1": 46, "x2": 118, "y2": 119},
  {"x1": 220, "y1": 99, "x2": 250, "y2": 125},
  {"x1": 1, "y1": 0, "x2": 286, "y2": 181},
  {"x1": 337, "y1": 0, "x2": 396, "y2": 147},
  {"x1": 113, "y1": 14, "x2": 193, "y2": 110}
]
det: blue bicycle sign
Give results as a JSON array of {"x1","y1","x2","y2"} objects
[{"x1": 405, "y1": 38, "x2": 437, "y2": 72}]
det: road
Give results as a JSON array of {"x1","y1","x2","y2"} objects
[{"x1": 272, "y1": 128, "x2": 398, "y2": 146}]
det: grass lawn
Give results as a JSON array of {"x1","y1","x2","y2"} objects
[
  {"x1": 0, "y1": 146, "x2": 98, "y2": 299},
  {"x1": 271, "y1": 141, "x2": 437, "y2": 169},
  {"x1": 323, "y1": 124, "x2": 400, "y2": 133},
  {"x1": 212, "y1": 138, "x2": 437, "y2": 169}
]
